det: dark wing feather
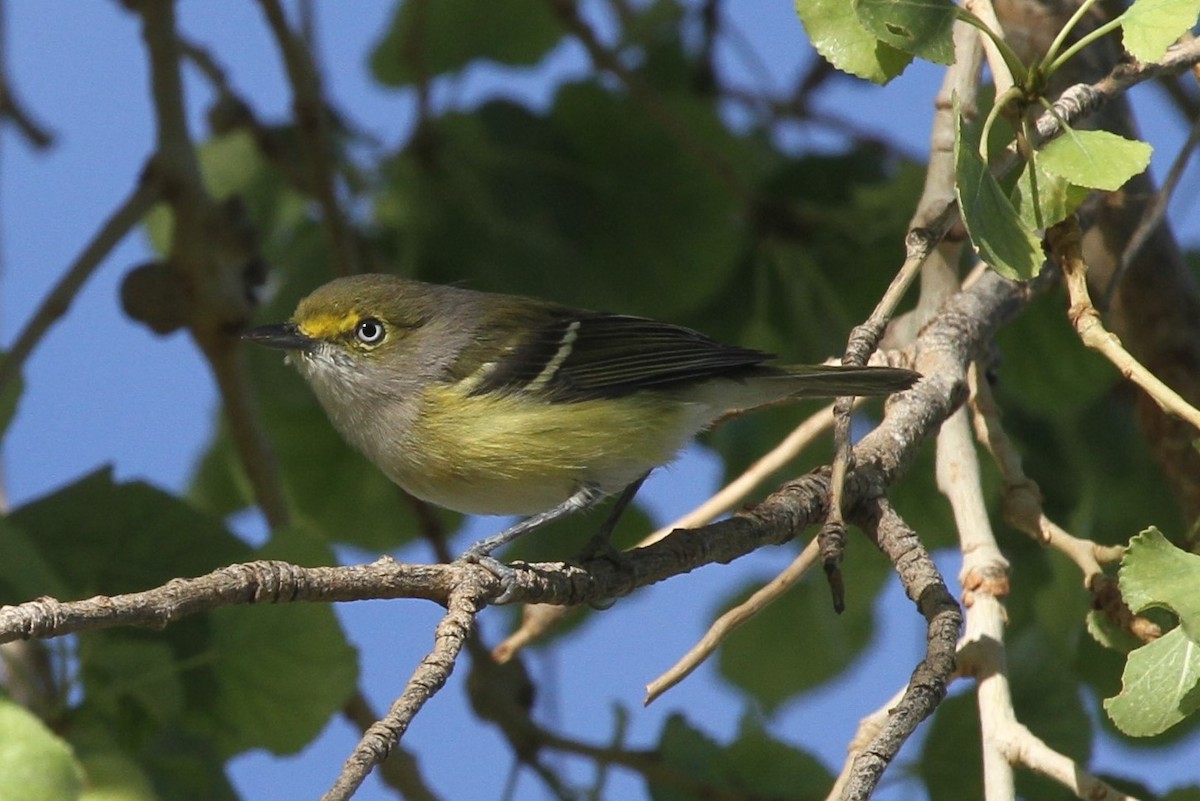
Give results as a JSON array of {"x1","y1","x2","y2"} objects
[{"x1": 469, "y1": 311, "x2": 774, "y2": 402}]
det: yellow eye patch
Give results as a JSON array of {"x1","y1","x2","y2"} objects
[{"x1": 296, "y1": 311, "x2": 362, "y2": 340}]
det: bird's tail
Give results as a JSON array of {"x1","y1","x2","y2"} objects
[{"x1": 769, "y1": 364, "x2": 919, "y2": 398}]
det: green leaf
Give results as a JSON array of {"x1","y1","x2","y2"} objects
[
  {"x1": 1010, "y1": 160, "x2": 1089, "y2": 231},
  {"x1": 1038, "y1": 129, "x2": 1153, "y2": 192},
  {"x1": 919, "y1": 692, "x2": 981, "y2": 798},
  {"x1": 1104, "y1": 627, "x2": 1200, "y2": 736},
  {"x1": 203, "y1": 602, "x2": 358, "y2": 755},
  {"x1": 375, "y1": 89, "x2": 748, "y2": 320},
  {"x1": 1087, "y1": 609, "x2": 1146, "y2": 653},
  {"x1": 78, "y1": 750, "x2": 159, "y2": 801},
  {"x1": 370, "y1": 0, "x2": 561, "y2": 85},
  {"x1": 144, "y1": 131, "x2": 306, "y2": 257},
  {"x1": 1118, "y1": 0, "x2": 1200, "y2": 62},
  {"x1": 954, "y1": 101, "x2": 1045, "y2": 279},
  {"x1": 723, "y1": 716, "x2": 833, "y2": 797},
  {"x1": 0, "y1": 697, "x2": 85, "y2": 801},
  {"x1": 200, "y1": 530, "x2": 358, "y2": 756},
  {"x1": 992, "y1": 288, "x2": 1117, "y2": 412},
  {"x1": 0, "y1": 517, "x2": 71, "y2": 603},
  {"x1": 795, "y1": 0, "x2": 913, "y2": 84},
  {"x1": 652, "y1": 714, "x2": 831, "y2": 801},
  {"x1": 0, "y1": 360, "x2": 23, "y2": 442},
  {"x1": 7, "y1": 469, "x2": 249, "y2": 598},
  {"x1": 81, "y1": 637, "x2": 186, "y2": 726},
  {"x1": 1120, "y1": 528, "x2": 1200, "y2": 641},
  {"x1": 854, "y1": 0, "x2": 957, "y2": 64}
]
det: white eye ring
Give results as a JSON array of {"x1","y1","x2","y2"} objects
[{"x1": 355, "y1": 318, "x2": 385, "y2": 345}]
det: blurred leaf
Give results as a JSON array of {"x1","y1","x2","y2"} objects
[
  {"x1": 724, "y1": 716, "x2": 833, "y2": 797},
  {"x1": 1038, "y1": 129, "x2": 1153, "y2": 192},
  {"x1": 652, "y1": 714, "x2": 830, "y2": 800},
  {"x1": 0, "y1": 361, "x2": 23, "y2": 442},
  {"x1": 0, "y1": 697, "x2": 84, "y2": 801},
  {"x1": 993, "y1": 288, "x2": 1117, "y2": 413},
  {"x1": 1163, "y1": 788, "x2": 1200, "y2": 801},
  {"x1": 1086, "y1": 608, "x2": 1145, "y2": 653},
  {"x1": 197, "y1": 528, "x2": 358, "y2": 755},
  {"x1": 80, "y1": 637, "x2": 186, "y2": 728},
  {"x1": 795, "y1": 0, "x2": 913, "y2": 84},
  {"x1": 1118, "y1": 0, "x2": 1200, "y2": 62},
  {"x1": 133, "y1": 730, "x2": 237, "y2": 801},
  {"x1": 954, "y1": 101, "x2": 1044, "y2": 280},
  {"x1": 204, "y1": 602, "x2": 358, "y2": 755},
  {"x1": 1104, "y1": 626, "x2": 1200, "y2": 736},
  {"x1": 718, "y1": 547, "x2": 889, "y2": 710},
  {"x1": 378, "y1": 87, "x2": 747, "y2": 319},
  {"x1": 1008, "y1": 630, "x2": 1093, "y2": 769},
  {"x1": 78, "y1": 750, "x2": 159, "y2": 801},
  {"x1": 8, "y1": 468, "x2": 248, "y2": 598},
  {"x1": 1010, "y1": 160, "x2": 1089, "y2": 231},
  {"x1": 919, "y1": 691, "x2": 981, "y2": 800},
  {"x1": 1119, "y1": 527, "x2": 1200, "y2": 640},
  {"x1": 370, "y1": 0, "x2": 561, "y2": 85},
  {"x1": 0, "y1": 517, "x2": 71, "y2": 603},
  {"x1": 854, "y1": 0, "x2": 957, "y2": 64},
  {"x1": 144, "y1": 131, "x2": 304, "y2": 257}
]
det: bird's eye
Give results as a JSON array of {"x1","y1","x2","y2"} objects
[{"x1": 354, "y1": 318, "x2": 385, "y2": 346}]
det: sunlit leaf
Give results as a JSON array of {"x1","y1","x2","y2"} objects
[
  {"x1": 1104, "y1": 627, "x2": 1200, "y2": 736},
  {"x1": 78, "y1": 750, "x2": 159, "y2": 801},
  {"x1": 1010, "y1": 160, "x2": 1089, "y2": 231},
  {"x1": 795, "y1": 0, "x2": 913, "y2": 84},
  {"x1": 1120, "y1": 528, "x2": 1200, "y2": 642},
  {"x1": 854, "y1": 0, "x2": 957, "y2": 64},
  {"x1": 0, "y1": 698, "x2": 84, "y2": 801},
  {"x1": 1039, "y1": 129, "x2": 1153, "y2": 191},
  {"x1": 1118, "y1": 0, "x2": 1200, "y2": 63},
  {"x1": 954, "y1": 101, "x2": 1044, "y2": 279}
]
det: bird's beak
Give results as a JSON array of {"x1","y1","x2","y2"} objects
[{"x1": 241, "y1": 322, "x2": 314, "y2": 352}]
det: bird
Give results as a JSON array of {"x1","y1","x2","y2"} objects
[{"x1": 243, "y1": 273, "x2": 918, "y2": 589}]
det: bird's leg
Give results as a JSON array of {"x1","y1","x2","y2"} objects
[
  {"x1": 459, "y1": 485, "x2": 604, "y2": 602},
  {"x1": 575, "y1": 473, "x2": 648, "y2": 564}
]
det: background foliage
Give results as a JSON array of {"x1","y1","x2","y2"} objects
[{"x1": 1, "y1": 1, "x2": 1199, "y2": 800}]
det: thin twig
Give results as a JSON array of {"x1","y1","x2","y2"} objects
[
  {"x1": 256, "y1": 0, "x2": 358, "y2": 277},
  {"x1": 131, "y1": 0, "x2": 292, "y2": 526},
  {"x1": 0, "y1": 1, "x2": 53, "y2": 149},
  {"x1": 644, "y1": 537, "x2": 820, "y2": 705},
  {"x1": 1049, "y1": 218, "x2": 1200, "y2": 433},
  {"x1": 341, "y1": 691, "x2": 442, "y2": 801},
  {"x1": 967, "y1": 365, "x2": 1159, "y2": 641},
  {"x1": 321, "y1": 586, "x2": 481, "y2": 801},
  {"x1": 839, "y1": 498, "x2": 959, "y2": 801}
]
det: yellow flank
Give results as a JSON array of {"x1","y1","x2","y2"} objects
[
  {"x1": 392, "y1": 383, "x2": 700, "y2": 516},
  {"x1": 297, "y1": 311, "x2": 359, "y2": 340}
]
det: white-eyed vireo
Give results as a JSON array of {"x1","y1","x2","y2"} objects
[{"x1": 243, "y1": 274, "x2": 918, "y2": 582}]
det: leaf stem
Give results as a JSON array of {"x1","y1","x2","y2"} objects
[
  {"x1": 1038, "y1": 0, "x2": 1104, "y2": 72},
  {"x1": 1044, "y1": 16, "x2": 1124, "y2": 78}
]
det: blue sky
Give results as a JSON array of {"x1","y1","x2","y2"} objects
[{"x1": 2, "y1": 2, "x2": 1198, "y2": 800}]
